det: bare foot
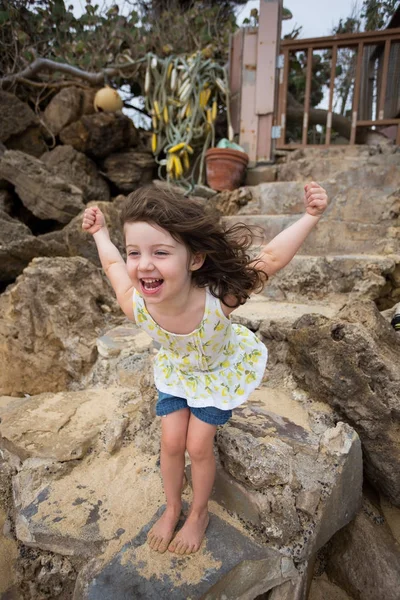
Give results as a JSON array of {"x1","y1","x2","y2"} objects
[
  {"x1": 168, "y1": 508, "x2": 210, "y2": 555},
  {"x1": 147, "y1": 505, "x2": 182, "y2": 553}
]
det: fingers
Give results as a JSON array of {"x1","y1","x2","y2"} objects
[{"x1": 82, "y1": 206, "x2": 99, "y2": 231}]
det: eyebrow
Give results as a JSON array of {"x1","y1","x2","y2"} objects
[{"x1": 126, "y1": 243, "x2": 176, "y2": 249}]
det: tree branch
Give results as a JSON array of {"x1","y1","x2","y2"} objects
[{"x1": 0, "y1": 57, "x2": 139, "y2": 90}]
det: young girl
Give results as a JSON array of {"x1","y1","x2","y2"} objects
[{"x1": 82, "y1": 182, "x2": 328, "y2": 556}]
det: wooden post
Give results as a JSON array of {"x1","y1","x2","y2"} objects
[
  {"x1": 236, "y1": 0, "x2": 282, "y2": 164},
  {"x1": 350, "y1": 42, "x2": 364, "y2": 144},
  {"x1": 325, "y1": 44, "x2": 337, "y2": 145}
]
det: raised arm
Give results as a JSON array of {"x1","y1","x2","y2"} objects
[
  {"x1": 256, "y1": 182, "x2": 328, "y2": 277},
  {"x1": 82, "y1": 207, "x2": 135, "y2": 321}
]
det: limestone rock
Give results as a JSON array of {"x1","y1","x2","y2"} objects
[
  {"x1": 212, "y1": 186, "x2": 253, "y2": 216},
  {"x1": 41, "y1": 145, "x2": 110, "y2": 202},
  {"x1": 59, "y1": 113, "x2": 138, "y2": 159},
  {"x1": 326, "y1": 497, "x2": 400, "y2": 600},
  {"x1": 5, "y1": 124, "x2": 47, "y2": 158},
  {"x1": 0, "y1": 388, "x2": 138, "y2": 462},
  {"x1": 73, "y1": 504, "x2": 298, "y2": 599},
  {"x1": 215, "y1": 392, "x2": 362, "y2": 560},
  {"x1": 0, "y1": 209, "x2": 32, "y2": 243},
  {"x1": 0, "y1": 150, "x2": 85, "y2": 223},
  {"x1": 277, "y1": 146, "x2": 370, "y2": 182},
  {"x1": 0, "y1": 91, "x2": 38, "y2": 143},
  {"x1": 0, "y1": 189, "x2": 14, "y2": 214},
  {"x1": 43, "y1": 86, "x2": 88, "y2": 136},
  {"x1": 62, "y1": 199, "x2": 125, "y2": 266},
  {"x1": 309, "y1": 574, "x2": 355, "y2": 600},
  {"x1": 246, "y1": 165, "x2": 277, "y2": 186},
  {"x1": 0, "y1": 229, "x2": 68, "y2": 282},
  {"x1": 101, "y1": 150, "x2": 155, "y2": 193},
  {"x1": 0, "y1": 210, "x2": 67, "y2": 282},
  {"x1": 0, "y1": 462, "x2": 19, "y2": 598},
  {"x1": 287, "y1": 301, "x2": 400, "y2": 505},
  {"x1": 262, "y1": 254, "x2": 400, "y2": 306},
  {"x1": 0, "y1": 256, "x2": 121, "y2": 396}
]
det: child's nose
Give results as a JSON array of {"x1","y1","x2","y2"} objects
[{"x1": 139, "y1": 255, "x2": 154, "y2": 270}]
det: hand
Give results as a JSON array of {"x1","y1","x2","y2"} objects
[
  {"x1": 82, "y1": 206, "x2": 106, "y2": 235},
  {"x1": 304, "y1": 182, "x2": 328, "y2": 217}
]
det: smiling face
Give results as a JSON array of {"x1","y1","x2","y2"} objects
[{"x1": 124, "y1": 221, "x2": 204, "y2": 304}]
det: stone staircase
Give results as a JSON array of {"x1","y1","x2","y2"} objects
[{"x1": 224, "y1": 147, "x2": 400, "y2": 311}]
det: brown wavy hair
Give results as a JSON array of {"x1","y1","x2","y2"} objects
[{"x1": 120, "y1": 184, "x2": 267, "y2": 307}]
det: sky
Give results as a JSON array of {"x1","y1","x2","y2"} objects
[
  {"x1": 71, "y1": 0, "x2": 358, "y2": 36},
  {"x1": 236, "y1": 0, "x2": 359, "y2": 37}
]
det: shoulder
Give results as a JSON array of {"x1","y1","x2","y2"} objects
[{"x1": 220, "y1": 293, "x2": 242, "y2": 317}]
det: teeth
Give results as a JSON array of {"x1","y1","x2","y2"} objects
[{"x1": 142, "y1": 279, "x2": 162, "y2": 283}]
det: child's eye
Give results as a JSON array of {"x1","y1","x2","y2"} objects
[
  {"x1": 155, "y1": 251, "x2": 168, "y2": 256},
  {"x1": 128, "y1": 251, "x2": 139, "y2": 256}
]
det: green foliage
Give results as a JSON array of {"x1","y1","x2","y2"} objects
[
  {"x1": 0, "y1": 0, "x2": 237, "y2": 94},
  {"x1": 361, "y1": 0, "x2": 397, "y2": 30}
]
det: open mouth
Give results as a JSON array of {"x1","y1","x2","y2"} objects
[{"x1": 140, "y1": 278, "x2": 164, "y2": 294}]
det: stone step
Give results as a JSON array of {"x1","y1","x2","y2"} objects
[
  {"x1": 232, "y1": 295, "x2": 343, "y2": 331},
  {"x1": 257, "y1": 254, "x2": 400, "y2": 306},
  {"x1": 223, "y1": 215, "x2": 397, "y2": 255},
  {"x1": 277, "y1": 147, "x2": 400, "y2": 182},
  {"x1": 240, "y1": 164, "x2": 400, "y2": 221}
]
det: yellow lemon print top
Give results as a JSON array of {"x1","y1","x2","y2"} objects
[{"x1": 133, "y1": 288, "x2": 268, "y2": 409}]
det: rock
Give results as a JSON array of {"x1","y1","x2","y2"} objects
[
  {"x1": 5, "y1": 124, "x2": 47, "y2": 158},
  {"x1": 325, "y1": 497, "x2": 400, "y2": 600},
  {"x1": 0, "y1": 256, "x2": 121, "y2": 396},
  {"x1": 268, "y1": 558, "x2": 315, "y2": 600},
  {"x1": 215, "y1": 391, "x2": 362, "y2": 561},
  {"x1": 0, "y1": 209, "x2": 32, "y2": 243},
  {"x1": 260, "y1": 254, "x2": 400, "y2": 305},
  {"x1": 0, "y1": 229, "x2": 69, "y2": 283},
  {"x1": 277, "y1": 146, "x2": 370, "y2": 182},
  {"x1": 73, "y1": 504, "x2": 298, "y2": 599},
  {"x1": 62, "y1": 199, "x2": 125, "y2": 266},
  {"x1": 60, "y1": 113, "x2": 138, "y2": 159},
  {"x1": 41, "y1": 145, "x2": 110, "y2": 203},
  {"x1": 212, "y1": 186, "x2": 253, "y2": 216},
  {"x1": 0, "y1": 189, "x2": 14, "y2": 214},
  {"x1": 0, "y1": 463, "x2": 19, "y2": 598},
  {"x1": 0, "y1": 387, "x2": 140, "y2": 462},
  {"x1": 0, "y1": 150, "x2": 85, "y2": 224},
  {"x1": 0, "y1": 91, "x2": 38, "y2": 143},
  {"x1": 287, "y1": 301, "x2": 400, "y2": 506},
  {"x1": 246, "y1": 164, "x2": 277, "y2": 186},
  {"x1": 309, "y1": 573, "x2": 355, "y2": 600},
  {"x1": 101, "y1": 150, "x2": 155, "y2": 193},
  {"x1": 43, "y1": 86, "x2": 88, "y2": 136}
]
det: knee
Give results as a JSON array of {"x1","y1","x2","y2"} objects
[
  {"x1": 161, "y1": 433, "x2": 186, "y2": 457},
  {"x1": 186, "y1": 440, "x2": 214, "y2": 462}
]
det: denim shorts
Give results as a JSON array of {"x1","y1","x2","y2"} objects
[{"x1": 156, "y1": 391, "x2": 232, "y2": 425}]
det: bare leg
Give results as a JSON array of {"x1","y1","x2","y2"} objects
[
  {"x1": 168, "y1": 414, "x2": 217, "y2": 555},
  {"x1": 147, "y1": 408, "x2": 190, "y2": 553}
]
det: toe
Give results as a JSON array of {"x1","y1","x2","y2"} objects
[
  {"x1": 168, "y1": 539, "x2": 177, "y2": 552},
  {"x1": 177, "y1": 542, "x2": 188, "y2": 555},
  {"x1": 157, "y1": 539, "x2": 169, "y2": 554}
]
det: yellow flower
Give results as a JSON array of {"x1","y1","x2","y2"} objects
[
  {"x1": 220, "y1": 360, "x2": 230, "y2": 368},
  {"x1": 214, "y1": 321, "x2": 225, "y2": 332}
]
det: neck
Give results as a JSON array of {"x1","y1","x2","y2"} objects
[{"x1": 153, "y1": 281, "x2": 200, "y2": 317}]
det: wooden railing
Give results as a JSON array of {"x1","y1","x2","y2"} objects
[{"x1": 276, "y1": 27, "x2": 400, "y2": 148}]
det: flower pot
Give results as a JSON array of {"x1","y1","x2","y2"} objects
[{"x1": 205, "y1": 148, "x2": 249, "y2": 191}]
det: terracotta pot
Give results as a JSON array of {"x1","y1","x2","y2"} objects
[{"x1": 205, "y1": 148, "x2": 249, "y2": 191}]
